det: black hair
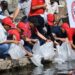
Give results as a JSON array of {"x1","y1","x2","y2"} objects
[
  {"x1": 51, "y1": 0, "x2": 59, "y2": 5},
  {"x1": 19, "y1": 0, "x2": 27, "y2": 3},
  {"x1": 21, "y1": 16, "x2": 28, "y2": 22},
  {"x1": 28, "y1": 17, "x2": 40, "y2": 27},
  {"x1": 1, "y1": 1, "x2": 8, "y2": 11}
]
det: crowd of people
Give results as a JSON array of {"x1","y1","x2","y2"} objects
[{"x1": 0, "y1": 0, "x2": 75, "y2": 66}]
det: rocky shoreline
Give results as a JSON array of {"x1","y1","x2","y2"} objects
[{"x1": 0, "y1": 57, "x2": 30, "y2": 71}]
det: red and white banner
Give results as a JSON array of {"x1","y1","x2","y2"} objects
[{"x1": 66, "y1": 0, "x2": 75, "y2": 28}]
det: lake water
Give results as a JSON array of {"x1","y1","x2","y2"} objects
[{"x1": 1, "y1": 60, "x2": 75, "y2": 75}]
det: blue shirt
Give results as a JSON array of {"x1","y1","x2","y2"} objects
[{"x1": 51, "y1": 25, "x2": 67, "y2": 38}]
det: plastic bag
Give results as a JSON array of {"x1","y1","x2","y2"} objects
[
  {"x1": 32, "y1": 40, "x2": 40, "y2": 54},
  {"x1": 8, "y1": 43, "x2": 26, "y2": 59},
  {"x1": 53, "y1": 45, "x2": 66, "y2": 64},
  {"x1": 31, "y1": 40, "x2": 43, "y2": 67},
  {"x1": 30, "y1": 54, "x2": 43, "y2": 67},
  {"x1": 53, "y1": 42, "x2": 71, "y2": 64},
  {"x1": 66, "y1": 43, "x2": 75, "y2": 60},
  {"x1": 39, "y1": 42, "x2": 55, "y2": 60},
  {"x1": 31, "y1": 41, "x2": 55, "y2": 66}
]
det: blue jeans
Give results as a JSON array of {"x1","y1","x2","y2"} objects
[{"x1": 0, "y1": 44, "x2": 10, "y2": 58}]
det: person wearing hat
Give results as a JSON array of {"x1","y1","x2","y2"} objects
[
  {"x1": 47, "y1": 14, "x2": 55, "y2": 26},
  {"x1": 2, "y1": 17, "x2": 15, "y2": 29},
  {"x1": 1, "y1": 17, "x2": 33, "y2": 59},
  {"x1": 1, "y1": 17, "x2": 18, "y2": 44},
  {"x1": 55, "y1": 22, "x2": 75, "y2": 49},
  {"x1": 60, "y1": 23, "x2": 75, "y2": 49},
  {"x1": 0, "y1": 17, "x2": 16, "y2": 59},
  {"x1": 7, "y1": 28, "x2": 33, "y2": 59},
  {"x1": 17, "y1": 18, "x2": 51, "y2": 52},
  {"x1": 43, "y1": 13, "x2": 59, "y2": 45}
]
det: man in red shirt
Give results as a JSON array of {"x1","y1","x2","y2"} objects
[
  {"x1": 28, "y1": 0, "x2": 46, "y2": 34},
  {"x1": 17, "y1": 18, "x2": 51, "y2": 52}
]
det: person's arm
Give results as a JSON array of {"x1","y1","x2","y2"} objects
[
  {"x1": 36, "y1": 30, "x2": 51, "y2": 42},
  {"x1": 0, "y1": 40, "x2": 19, "y2": 44},
  {"x1": 13, "y1": 7, "x2": 20, "y2": 21},
  {"x1": 10, "y1": 7, "x2": 20, "y2": 21},
  {"x1": 70, "y1": 41, "x2": 75, "y2": 49},
  {"x1": 55, "y1": 37, "x2": 66, "y2": 42}
]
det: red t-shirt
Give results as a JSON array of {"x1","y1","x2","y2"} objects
[
  {"x1": 23, "y1": 26, "x2": 38, "y2": 38},
  {"x1": 8, "y1": 29, "x2": 20, "y2": 41},
  {"x1": 29, "y1": 0, "x2": 45, "y2": 16},
  {"x1": 66, "y1": 28, "x2": 75, "y2": 41},
  {"x1": 62, "y1": 23, "x2": 75, "y2": 41},
  {"x1": 21, "y1": 22, "x2": 32, "y2": 38}
]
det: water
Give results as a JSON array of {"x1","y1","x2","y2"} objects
[{"x1": 1, "y1": 60, "x2": 75, "y2": 75}]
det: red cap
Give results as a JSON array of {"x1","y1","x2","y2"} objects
[
  {"x1": 17, "y1": 22, "x2": 25, "y2": 31},
  {"x1": 47, "y1": 14, "x2": 55, "y2": 26},
  {"x1": 61, "y1": 23, "x2": 69, "y2": 30},
  {"x1": 17, "y1": 22, "x2": 31, "y2": 38},
  {"x1": 8, "y1": 29, "x2": 20, "y2": 41},
  {"x1": 2, "y1": 17, "x2": 15, "y2": 28}
]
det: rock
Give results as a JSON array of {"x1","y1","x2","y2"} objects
[
  {"x1": 0, "y1": 57, "x2": 30, "y2": 71},
  {"x1": 19, "y1": 58, "x2": 30, "y2": 66},
  {"x1": 0, "y1": 60, "x2": 12, "y2": 70}
]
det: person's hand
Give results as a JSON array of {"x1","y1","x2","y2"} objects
[
  {"x1": 54, "y1": 41, "x2": 59, "y2": 45},
  {"x1": 14, "y1": 41, "x2": 19, "y2": 44},
  {"x1": 45, "y1": 39, "x2": 52, "y2": 42},
  {"x1": 31, "y1": 39, "x2": 39, "y2": 43},
  {"x1": 43, "y1": 3, "x2": 47, "y2": 9}
]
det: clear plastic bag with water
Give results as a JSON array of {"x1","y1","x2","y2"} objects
[
  {"x1": 53, "y1": 42, "x2": 72, "y2": 64},
  {"x1": 8, "y1": 43, "x2": 26, "y2": 59},
  {"x1": 40, "y1": 42, "x2": 55, "y2": 60}
]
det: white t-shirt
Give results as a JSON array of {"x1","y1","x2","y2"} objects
[
  {"x1": 0, "y1": 23, "x2": 7, "y2": 43},
  {"x1": 51, "y1": 2, "x2": 59, "y2": 14},
  {"x1": 18, "y1": 0, "x2": 31, "y2": 16},
  {"x1": 0, "y1": 15, "x2": 6, "y2": 20},
  {"x1": 45, "y1": 0, "x2": 53, "y2": 14}
]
